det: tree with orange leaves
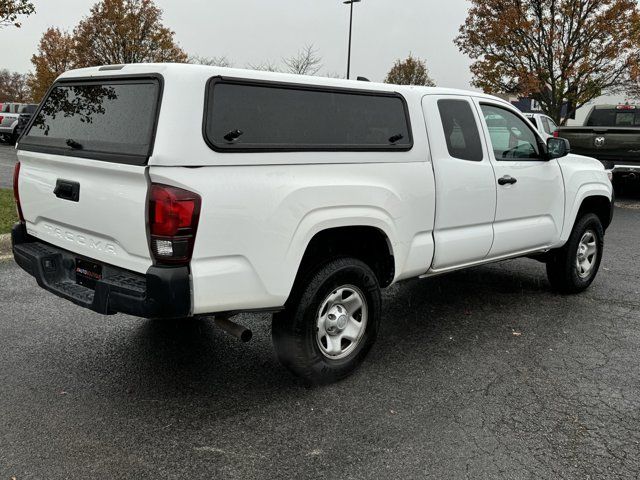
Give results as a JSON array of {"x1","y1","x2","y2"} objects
[
  {"x1": 28, "y1": 28, "x2": 77, "y2": 102},
  {"x1": 385, "y1": 55, "x2": 436, "y2": 87},
  {"x1": 456, "y1": 0, "x2": 640, "y2": 124},
  {"x1": 73, "y1": 0, "x2": 188, "y2": 66},
  {"x1": 0, "y1": 0, "x2": 34, "y2": 28}
]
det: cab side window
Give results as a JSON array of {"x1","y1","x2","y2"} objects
[
  {"x1": 544, "y1": 117, "x2": 558, "y2": 134},
  {"x1": 437, "y1": 99, "x2": 483, "y2": 162},
  {"x1": 481, "y1": 104, "x2": 541, "y2": 160}
]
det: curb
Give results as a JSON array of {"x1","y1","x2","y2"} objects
[{"x1": 0, "y1": 233, "x2": 11, "y2": 261}]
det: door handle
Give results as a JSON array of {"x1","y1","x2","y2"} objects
[
  {"x1": 498, "y1": 175, "x2": 518, "y2": 186},
  {"x1": 54, "y1": 179, "x2": 80, "y2": 202}
]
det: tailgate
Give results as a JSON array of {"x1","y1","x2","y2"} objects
[
  {"x1": 17, "y1": 152, "x2": 151, "y2": 273},
  {"x1": 16, "y1": 76, "x2": 162, "y2": 274},
  {"x1": 560, "y1": 127, "x2": 640, "y2": 163}
]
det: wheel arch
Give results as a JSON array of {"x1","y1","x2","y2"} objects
[
  {"x1": 291, "y1": 224, "x2": 397, "y2": 291},
  {"x1": 560, "y1": 184, "x2": 613, "y2": 243},
  {"x1": 576, "y1": 195, "x2": 613, "y2": 230}
]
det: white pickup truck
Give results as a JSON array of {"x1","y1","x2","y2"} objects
[{"x1": 12, "y1": 64, "x2": 614, "y2": 384}]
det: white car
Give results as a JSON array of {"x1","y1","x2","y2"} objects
[
  {"x1": 0, "y1": 103, "x2": 38, "y2": 144},
  {"x1": 524, "y1": 112, "x2": 559, "y2": 140},
  {"x1": 12, "y1": 64, "x2": 613, "y2": 383}
]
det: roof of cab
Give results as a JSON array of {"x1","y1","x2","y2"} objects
[{"x1": 58, "y1": 63, "x2": 510, "y2": 105}]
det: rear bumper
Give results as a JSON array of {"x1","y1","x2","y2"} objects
[
  {"x1": 609, "y1": 164, "x2": 640, "y2": 174},
  {"x1": 586, "y1": 155, "x2": 640, "y2": 172},
  {"x1": 11, "y1": 224, "x2": 191, "y2": 318}
]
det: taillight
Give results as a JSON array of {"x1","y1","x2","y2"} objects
[
  {"x1": 148, "y1": 184, "x2": 201, "y2": 265},
  {"x1": 0, "y1": 116, "x2": 4, "y2": 123},
  {"x1": 13, "y1": 161, "x2": 24, "y2": 223},
  {"x1": 553, "y1": 130, "x2": 559, "y2": 138}
]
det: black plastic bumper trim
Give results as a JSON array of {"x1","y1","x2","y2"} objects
[{"x1": 11, "y1": 224, "x2": 191, "y2": 319}]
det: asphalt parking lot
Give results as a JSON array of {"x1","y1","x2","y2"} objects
[{"x1": 1, "y1": 143, "x2": 640, "y2": 479}]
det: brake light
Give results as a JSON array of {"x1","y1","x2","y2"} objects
[
  {"x1": 148, "y1": 184, "x2": 201, "y2": 265},
  {"x1": 553, "y1": 130, "x2": 559, "y2": 138},
  {"x1": 13, "y1": 162, "x2": 24, "y2": 223},
  {"x1": 0, "y1": 116, "x2": 3, "y2": 123}
]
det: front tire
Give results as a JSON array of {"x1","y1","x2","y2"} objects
[
  {"x1": 272, "y1": 258, "x2": 381, "y2": 385},
  {"x1": 546, "y1": 213, "x2": 604, "y2": 294}
]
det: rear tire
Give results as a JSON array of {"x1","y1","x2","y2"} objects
[
  {"x1": 546, "y1": 213, "x2": 604, "y2": 294},
  {"x1": 272, "y1": 257, "x2": 381, "y2": 385}
]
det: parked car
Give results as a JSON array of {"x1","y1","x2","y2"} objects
[
  {"x1": 1, "y1": 102, "x2": 17, "y2": 113},
  {"x1": 0, "y1": 103, "x2": 38, "y2": 144},
  {"x1": 14, "y1": 103, "x2": 38, "y2": 140},
  {"x1": 0, "y1": 103, "x2": 16, "y2": 142},
  {"x1": 557, "y1": 104, "x2": 640, "y2": 190},
  {"x1": 524, "y1": 112, "x2": 559, "y2": 140},
  {"x1": 11, "y1": 64, "x2": 614, "y2": 384}
]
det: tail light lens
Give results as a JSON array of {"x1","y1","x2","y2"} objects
[
  {"x1": 13, "y1": 161, "x2": 25, "y2": 223},
  {"x1": 553, "y1": 130, "x2": 559, "y2": 138},
  {"x1": 148, "y1": 184, "x2": 201, "y2": 265}
]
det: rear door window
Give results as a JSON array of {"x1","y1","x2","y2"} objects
[
  {"x1": 204, "y1": 78, "x2": 412, "y2": 151},
  {"x1": 437, "y1": 99, "x2": 483, "y2": 161},
  {"x1": 20, "y1": 78, "x2": 161, "y2": 165},
  {"x1": 545, "y1": 117, "x2": 558, "y2": 133},
  {"x1": 541, "y1": 117, "x2": 551, "y2": 134}
]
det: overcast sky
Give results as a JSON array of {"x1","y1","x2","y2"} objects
[{"x1": 2, "y1": 0, "x2": 475, "y2": 89}]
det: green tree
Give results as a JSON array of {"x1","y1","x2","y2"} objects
[
  {"x1": 456, "y1": 0, "x2": 640, "y2": 124},
  {"x1": 385, "y1": 55, "x2": 436, "y2": 86}
]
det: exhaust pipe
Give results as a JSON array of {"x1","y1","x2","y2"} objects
[{"x1": 214, "y1": 316, "x2": 252, "y2": 343}]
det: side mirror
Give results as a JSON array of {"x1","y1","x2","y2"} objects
[{"x1": 547, "y1": 137, "x2": 571, "y2": 159}]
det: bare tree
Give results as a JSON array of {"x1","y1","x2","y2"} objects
[
  {"x1": 246, "y1": 60, "x2": 281, "y2": 73},
  {"x1": 283, "y1": 44, "x2": 322, "y2": 76},
  {"x1": 190, "y1": 55, "x2": 233, "y2": 68},
  {"x1": 323, "y1": 72, "x2": 346, "y2": 79},
  {"x1": 0, "y1": 69, "x2": 31, "y2": 102}
]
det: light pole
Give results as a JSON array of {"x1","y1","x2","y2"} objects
[{"x1": 343, "y1": 0, "x2": 361, "y2": 80}]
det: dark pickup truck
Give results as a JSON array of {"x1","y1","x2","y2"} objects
[{"x1": 558, "y1": 104, "x2": 640, "y2": 187}]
